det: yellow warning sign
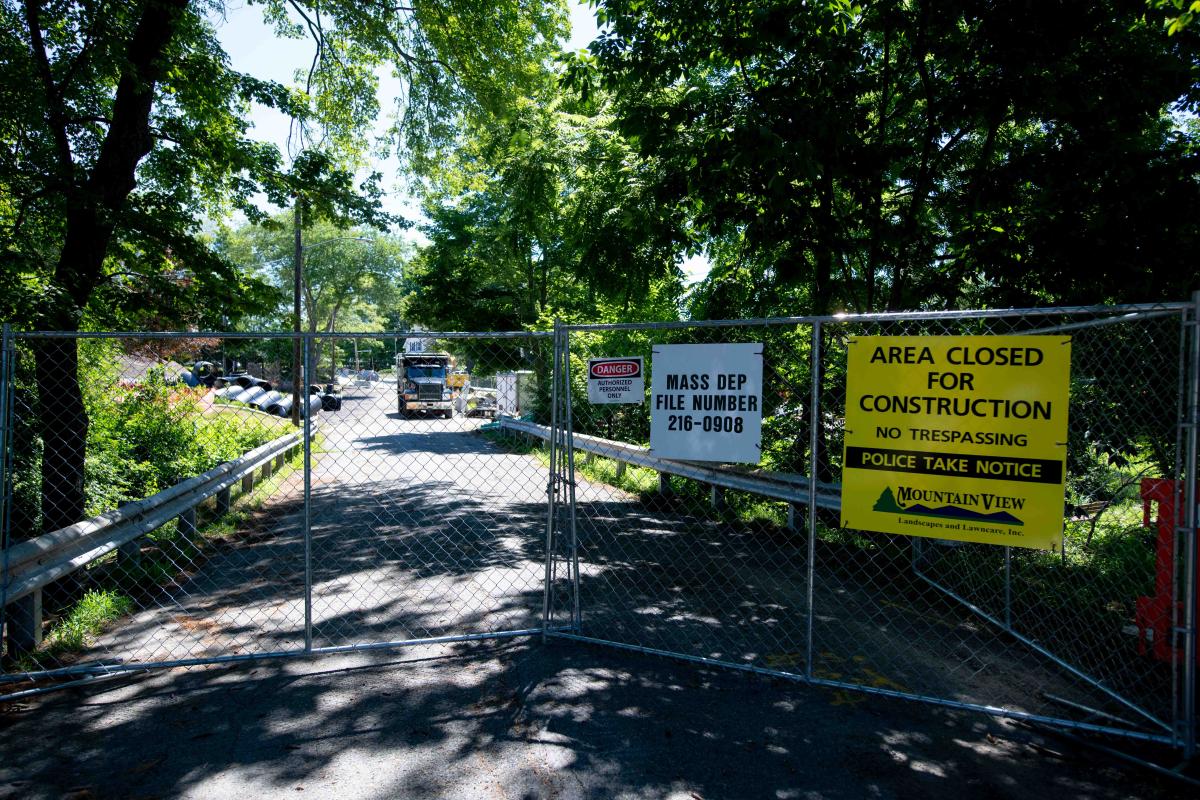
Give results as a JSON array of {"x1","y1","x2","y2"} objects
[{"x1": 840, "y1": 335, "x2": 1071, "y2": 550}]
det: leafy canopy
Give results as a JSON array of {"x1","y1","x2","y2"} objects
[{"x1": 0, "y1": 0, "x2": 568, "y2": 329}]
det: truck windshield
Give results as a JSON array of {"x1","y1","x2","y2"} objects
[{"x1": 407, "y1": 365, "x2": 446, "y2": 379}]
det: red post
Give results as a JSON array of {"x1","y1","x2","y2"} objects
[{"x1": 1137, "y1": 478, "x2": 1200, "y2": 663}]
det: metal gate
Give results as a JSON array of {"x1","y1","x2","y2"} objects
[
  {"x1": 1, "y1": 301, "x2": 1197, "y2": 754},
  {"x1": 547, "y1": 301, "x2": 1198, "y2": 753}
]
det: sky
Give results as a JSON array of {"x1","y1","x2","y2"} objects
[{"x1": 212, "y1": 2, "x2": 709, "y2": 283}]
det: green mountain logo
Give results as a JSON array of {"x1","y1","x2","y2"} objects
[{"x1": 873, "y1": 487, "x2": 1023, "y2": 526}]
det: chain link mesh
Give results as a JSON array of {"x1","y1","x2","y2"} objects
[
  {"x1": 0, "y1": 308, "x2": 1194, "y2": 749},
  {"x1": 817, "y1": 310, "x2": 1187, "y2": 735},
  {"x1": 1, "y1": 335, "x2": 309, "y2": 676},
  {"x1": 309, "y1": 333, "x2": 552, "y2": 648},
  {"x1": 0, "y1": 332, "x2": 555, "y2": 685},
  {"x1": 558, "y1": 306, "x2": 1193, "y2": 743},
  {"x1": 558, "y1": 322, "x2": 816, "y2": 673}
]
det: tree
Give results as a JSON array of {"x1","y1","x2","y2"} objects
[
  {"x1": 555, "y1": 0, "x2": 1200, "y2": 491},
  {"x1": 574, "y1": 0, "x2": 1200, "y2": 319},
  {"x1": 1, "y1": 0, "x2": 566, "y2": 531},
  {"x1": 1152, "y1": 0, "x2": 1200, "y2": 34},
  {"x1": 406, "y1": 91, "x2": 689, "y2": 335},
  {"x1": 217, "y1": 215, "x2": 410, "y2": 379}
]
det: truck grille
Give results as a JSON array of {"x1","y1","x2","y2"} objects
[{"x1": 418, "y1": 384, "x2": 442, "y2": 401}]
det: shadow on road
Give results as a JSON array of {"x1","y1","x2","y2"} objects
[{"x1": 0, "y1": 638, "x2": 1182, "y2": 800}]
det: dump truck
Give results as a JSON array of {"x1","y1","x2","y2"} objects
[{"x1": 397, "y1": 352, "x2": 454, "y2": 418}]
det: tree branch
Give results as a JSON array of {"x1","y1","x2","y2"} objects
[
  {"x1": 22, "y1": 0, "x2": 74, "y2": 174},
  {"x1": 54, "y1": 0, "x2": 105, "y2": 99},
  {"x1": 287, "y1": 0, "x2": 325, "y2": 93},
  {"x1": 86, "y1": 0, "x2": 190, "y2": 211}
]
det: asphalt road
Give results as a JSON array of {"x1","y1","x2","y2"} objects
[
  {"x1": 1, "y1": 637, "x2": 1192, "y2": 800},
  {"x1": 2, "y1": 379, "x2": 1191, "y2": 797},
  {"x1": 69, "y1": 379, "x2": 552, "y2": 665}
]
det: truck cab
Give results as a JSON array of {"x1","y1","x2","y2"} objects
[{"x1": 397, "y1": 352, "x2": 454, "y2": 418}]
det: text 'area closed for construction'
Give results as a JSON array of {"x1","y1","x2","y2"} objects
[{"x1": 840, "y1": 335, "x2": 1071, "y2": 550}]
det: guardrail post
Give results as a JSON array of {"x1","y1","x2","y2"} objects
[
  {"x1": 788, "y1": 503, "x2": 800, "y2": 531},
  {"x1": 710, "y1": 484, "x2": 726, "y2": 511},
  {"x1": 241, "y1": 471, "x2": 255, "y2": 495},
  {"x1": 261, "y1": 459, "x2": 274, "y2": 481},
  {"x1": 658, "y1": 472, "x2": 672, "y2": 496},
  {"x1": 583, "y1": 452, "x2": 595, "y2": 466},
  {"x1": 176, "y1": 479, "x2": 197, "y2": 545},
  {"x1": 274, "y1": 452, "x2": 285, "y2": 471},
  {"x1": 116, "y1": 499, "x2": 141, "y2": 569},
  {"x1": 615, "y1": 461, "x2": 626, "y2": 480},
  {"x1": 215, "y1": 486, "x2": 231, "y2": 517},
  {"x1": 8, "y1": 588, "x2": 42, "y2": 656}
]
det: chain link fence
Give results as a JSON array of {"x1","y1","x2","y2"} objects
[
  {"x1": 309, "y1": 332, "x2": 554, "y2": 650},
  {"x1": 553, "y1": 302, "x2": 1197, "y2": 751},
  {"x1": 0, "y1": 330, "x2": 557, "y2": 693},
  {"x1": 1, "y1": 303, "x2": 1196, "y2": 753}
]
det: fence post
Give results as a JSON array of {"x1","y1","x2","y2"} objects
[
  {"x1": 805, "y1": 320, "x2": 822, "y2": 682},
  {"x1": 563, "y1": 327, "x2": 581, "y2": 632},
  {"x1": 542, "y1": 323, "x2": 562, "y2": 639},
  {"x1": 0, "y1": 323, "x2": 13, "y2": 654},
  {"x1": 1183, "y1": 289, "x2": 1200, "y2": 757},
  {"x1": 215, "y1": 485, "x2": 231, "y2": 517},
  {"x1": 303, "y1": 333, "x2": 313, "y2": 654}
]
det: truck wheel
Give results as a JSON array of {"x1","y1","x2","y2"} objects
[
  {"x1": 444, "y1": 409, "x2": 453, "y2": 419},
  {"x1": 397, "y1": 401, "x2": 408, "y2": 418}
]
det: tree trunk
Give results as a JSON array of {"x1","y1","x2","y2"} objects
[
  {"x1": 33, "y1": 338, "x2": 88, "y2": 533},
  {"x1": 26, "y1": 0, "x2": 190, "y2": 530}
]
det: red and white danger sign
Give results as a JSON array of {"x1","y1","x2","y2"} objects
[{"x1": 587, "y1": 357, "x2": 645, "y2": 404}]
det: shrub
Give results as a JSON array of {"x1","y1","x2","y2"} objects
[{"x1": 81, "y1": 341, "x2": 279, "y2": 514}]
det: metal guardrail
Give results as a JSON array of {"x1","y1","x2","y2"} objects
[
  {"x1": 497, "y1": 417, "x2": 841, "y2": 511},
  {"x1": 2, "y1": 432, "x2": 301, "y2": 654}
]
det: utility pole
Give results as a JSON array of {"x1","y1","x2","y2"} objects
[{"x1": 291, "y1": 195, "x2": 303, "y2": 427}]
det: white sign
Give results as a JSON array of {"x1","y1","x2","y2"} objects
[
  {"x1": 587, "y1": 357, "x2": 645, "y2": 404},
  {"x1": 650, "y1": 343, "x2": 763, "y2": 463},
  {"x1": 404, "y1": 337, "x2": 431, "y2": 354}
]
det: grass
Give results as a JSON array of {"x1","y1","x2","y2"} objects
[
  {"x1": 482, "y1": 427, "x2": 792, "y2": 530},
  {"x1": 35, "y1": 590, "x2": 132, "y2": 666},
  {"x1": 8, "y1": 433, "x2": 312, "y2": 673},
  {"x1": 196, "y1": 440, "x2": 309, "y2": 540},
  {"x1": 480, "y1": 425, "x2": 1163, "y2": 668},
  {"x1": 208, "y1": 403, "x2": 296, "y2": 430}
]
